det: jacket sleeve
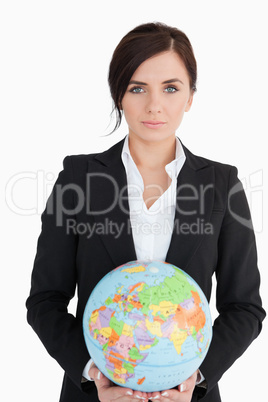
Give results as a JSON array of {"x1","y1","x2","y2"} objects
[
  {"x1": 197, "y1": 166, "x2": 266, "y2": 398},
  {"x1": 25, "y1": 156, "x2": 94, "y2": 393}
]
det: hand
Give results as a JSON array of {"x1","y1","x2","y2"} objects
[
  {"x1": 89, "y1": 362, "x2": 151, "y2": 401},
  {"x1": 148, "y1": 370, "x2": 198, "y2": 402}
]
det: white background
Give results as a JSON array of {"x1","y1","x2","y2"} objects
[{"x1": 1, "y1": 1, "x2": 267, "y2": 400}]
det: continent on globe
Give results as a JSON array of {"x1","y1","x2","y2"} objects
[
  {"x1": 122, "y1": 265, "x2": 147, "y2": 274},
  {"x1": 83, "y1": 260, "x2": 212, "y2": 392}
]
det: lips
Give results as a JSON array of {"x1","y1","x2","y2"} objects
[{"x1": 142, "y1": 120, "x2": 166, "y2": 129}]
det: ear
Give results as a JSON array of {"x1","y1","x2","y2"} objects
[{"x1": 185, "y1": 92, "x2": 194, "y2": 112}]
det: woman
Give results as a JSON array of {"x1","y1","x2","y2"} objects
[{"x1": 26, "y1": 22, "x2": 265, "y2": 402}]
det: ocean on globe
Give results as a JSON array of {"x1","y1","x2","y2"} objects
[{"x1": 83, "y1": 260, "x2": 212, "y2": 392}]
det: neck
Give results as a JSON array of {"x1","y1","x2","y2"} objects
[{"x1": 128, "y1": 134, "x2": 176, "y2": 169}]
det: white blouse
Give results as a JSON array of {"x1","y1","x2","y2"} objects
[{"x1": 121, "y1": 134, "x2": 186, "y2": 261}]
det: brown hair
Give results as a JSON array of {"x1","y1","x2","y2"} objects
[{"x1": 108, "y1": 21, "x2": 197, "y2": 132}]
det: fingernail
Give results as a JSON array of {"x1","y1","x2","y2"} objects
[
  {"x1": 151, "y1": 396, "x2": 160, "y2": 399},
  {"x1": 161, "y1": 392, "x2": 169, "y2": 397},
  {"x1": 179, "y1": 383, "x2": 186, "y2": 392},
  {"x1": 97, "y1": 371, "x2": 101, "y2": 380},
  {"x1": 135, "y1": 396, "x2": 146, "y2": 400},
  {"x1": 126, "y1": 391, "x2": 133, "y2": 395}
]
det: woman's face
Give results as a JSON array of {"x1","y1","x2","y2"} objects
[{"x1": 121, "y1": 51, "x2": 193, "y2": 144}]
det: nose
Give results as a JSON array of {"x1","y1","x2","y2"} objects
[{"x1": 145, "y1": 92, "x2": 162, "y2": 114}]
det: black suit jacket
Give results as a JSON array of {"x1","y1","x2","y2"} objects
[{"x1": 26, "y1": 137, "x2": 265, "y2": 401}]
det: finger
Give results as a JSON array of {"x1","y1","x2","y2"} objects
[
  {"x1": 161, "y1": 388, "x2": 180, "y2": 399},
  {"x1": 179, "y1": 382, "x2": 187, "y2": 392},
  {"x1": 179, "y1": 370, "x2": 198, "y2": 392},
  {"x1": 96, "y1": 377, "x2": 134, "y2": 400},
  {"x1": 88, "y1": 368, "x2": 113, "y2": 395},
  {"x1": 178, "y1": 379, "x2": 193, "y2": 393},
  {"x1": 149, "y1": 391, "x2": 162, "y2": 400},
  {"x1": 89, "y1": 365, "x2": 136, "y2": 400},
  {"x1": 159, "y1": 384, "x2": 193, "y2": 399},
  {"x1": 133, "y1": 390, "x2": 151, "y2": 400},
  {"x1": 88, "y1": 366, "x2": 104, "y2": 382}
]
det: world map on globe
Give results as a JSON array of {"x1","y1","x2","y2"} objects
[{"x1": 83, "y1": 260, "x2": 212, "y2": 392}]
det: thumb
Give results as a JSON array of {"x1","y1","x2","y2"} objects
[{"x1": 88, "y1": 364, "x2": 103, "y2": 381}]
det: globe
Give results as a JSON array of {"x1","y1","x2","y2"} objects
[{"x1": 83, "y1": 260, "x2": 212, "y2": 392}]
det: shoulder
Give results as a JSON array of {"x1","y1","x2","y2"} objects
[
  {"x1": 183, "y1": 143, "x2": 238, "y2": 180},
  {"x1": 62, "y1": 153, "x2": 98, "y2": 171},
  {"x1": 62, "y1": 138, "x2": 125, "y2": 173},
  {"x1": 181, "y1": 144, "x2": 242, "y2": 200},
  {"x1": 63, "y1": 139, "x2": 124, "y2": 174}
]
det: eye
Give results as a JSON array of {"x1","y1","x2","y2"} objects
[
  {"x1": 129, "y1": 86, "x2": 145, "y2": 93},
  {"x1": 164, "y1": 86, "x2": 178, "y2": 93}
]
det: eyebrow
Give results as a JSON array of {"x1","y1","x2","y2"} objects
[{"x1": 128, "y1": 78, "x2": 184, "y2": 86}]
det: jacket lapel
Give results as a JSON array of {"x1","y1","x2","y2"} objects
[
  {"x1": 166, "y1": 145, "x2": 215, "y2": 269},
  {"x1": 87, "y1": 138, "x2": 137, "y2": 268},
  {"x1": 87, "y1": 138, "x2": 214, "y2": 270}
]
